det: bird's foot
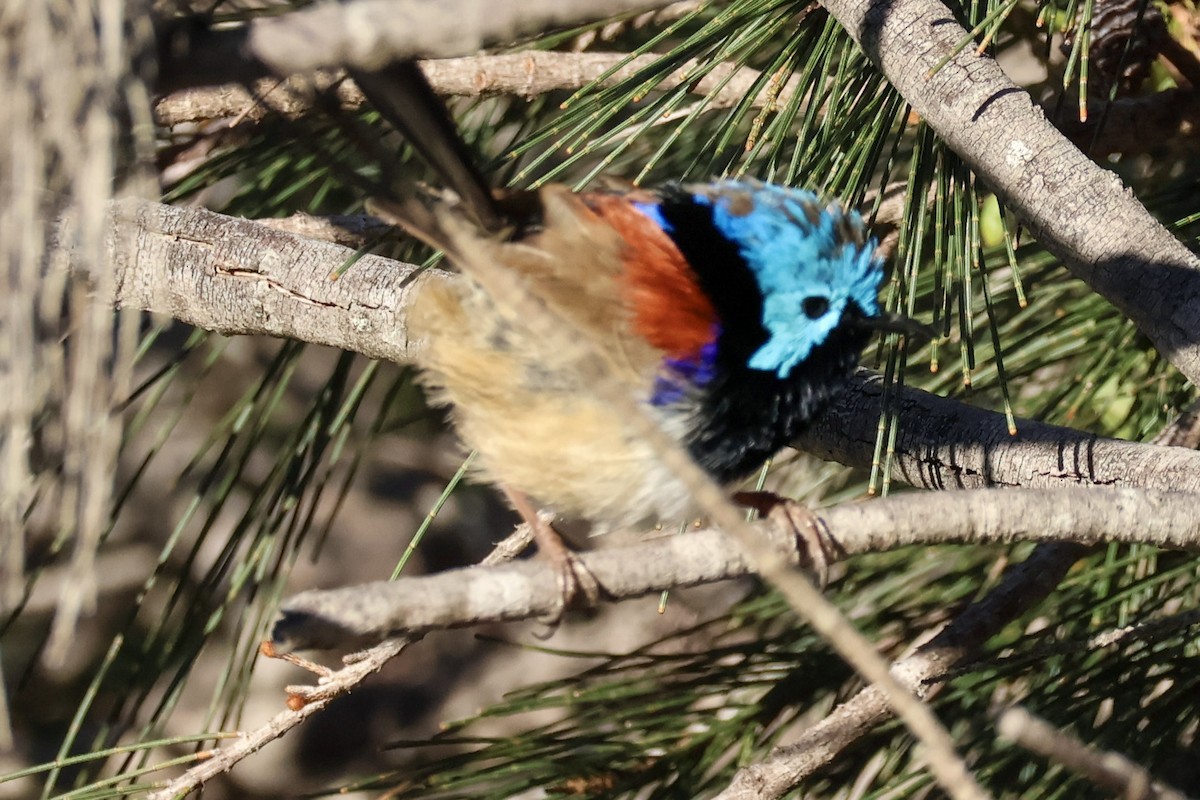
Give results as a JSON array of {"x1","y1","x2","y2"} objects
[
  {"x1": 733, "y1": 491, "x2": 839, "y2": 587},
  {"x1": 532, "y1": 516, "x2": 602, "y2": 625},
  {"x1": 502, "y1": 486, "x2": 601, "y2": 629}
]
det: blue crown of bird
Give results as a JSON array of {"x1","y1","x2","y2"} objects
[{"x1": 350, "y1": 61, "x2": 922, "y2": 609}]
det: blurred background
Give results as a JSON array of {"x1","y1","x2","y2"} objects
[{"x1": 3, "y1": 0, "x2": 1200, "y2": 797}]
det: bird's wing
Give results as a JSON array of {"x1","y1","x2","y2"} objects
[
  {"x1": 350, "y1": 59, "x2": 718, "y2": 388},
  {"x1": 372, "y1": 186, "x2": 716, "y2": 387}
]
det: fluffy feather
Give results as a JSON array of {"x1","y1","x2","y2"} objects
[
  {"x1": 398, "y1": 188, "x2": 700, "y2": 529},
  {"x1": 384, "y1": 178, "x2": 887, "y2": 528},
  {"x1": 353, "y1": 61, "x2": 910, "y2": 610}
]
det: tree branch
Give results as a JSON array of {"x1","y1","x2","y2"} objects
[
  {"x1": 795, "y1": 371, "x2": 1200, "y2": 492},
  {"x1": 104, "y1": 198, "x2": 434, "y2": 363},
  {"x1": 98, "y1": 199, "x2": 1200, "y2": 496},
  {"x1": 818, "y1": 0, "x2": 1200, "y2": 386},
  {"x1": 1048, "y1": 88, "x2": 1200, "y2": 158},
  {"x1": 716, "y1": 541, "x2": 1090, "y2": 799},
  {"x1": 712, "y1": 398, "x2": 1200, "y2": 799},
  {"x1": 997, "y1": 707, "x2": 1193, "y2": 800},
  {"x1": 142, "y1": 640, "x2": 411, "y2": 800},
  {"x1": 154, "y1": 53, "x2": 797, "y2": 128},
  {"x1": 157, "y1": 0, "x2": 685, "y2": 93},
  {"x1": 273, "y1": 486, "x2": 1200, "y2": 649},
  {"x1": 140, "y1": 522, "x2": 544, "y2": 798}
]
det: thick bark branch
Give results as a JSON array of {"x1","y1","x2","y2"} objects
[
  {"x1": 99, "y1": 199, "x2": 1200, "y2": 496},
  {"x1": 818, "y1": 0, "x2": 1200, "y2": 385},
  {"x1": 796, "y1": 371, "x2": 1200, "y2": 492},
  {"x1": 249, "y1": 0, "x2": 680, "y2": 74},
  {"x1": 106, "y1": 198, "x2": 436, "y2": 363}
]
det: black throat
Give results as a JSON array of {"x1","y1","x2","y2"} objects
[{"x1": 653, "y1": 186, "x2": 871, "y2": 483}]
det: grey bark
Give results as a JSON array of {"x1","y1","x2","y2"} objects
[
  {"x1": 99, "y1": 199, "x2": 1200, "y2": 496},
  {"x1": 817, "y1": 0, "x2": 1200, "y2": 384},
  {"x1": 275, "y1": 486, "x2": 1200, "y2": 648}
]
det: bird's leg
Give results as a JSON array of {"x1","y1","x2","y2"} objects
[
  {"x1": 501, "y1": 486, "x2": 601, "y2": 619},
  {"x1": 732, "y1": 491, "x2": 839, "y2": 587}
]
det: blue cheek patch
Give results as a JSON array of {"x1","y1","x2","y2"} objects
[{"x1": 693, "y1": 183, "x2": 884, "y2": 378}]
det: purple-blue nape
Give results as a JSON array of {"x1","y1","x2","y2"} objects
[
  {"x1": 632, "y1": 200, "x2": 673, "y2": 233},
  {"x1": 650, "y1": 338, "x2": 719, "y2": 406}
]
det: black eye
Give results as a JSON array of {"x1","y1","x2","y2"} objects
[{"x1": 802, "y1": 296, "x2": 830, "y2": 319}]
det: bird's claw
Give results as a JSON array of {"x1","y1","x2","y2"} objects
[
  {"x1": 540, "y1": 547, "x2": 602, "y2": 629},
  {"x1": 501, "y1": 486, "x2": 603, "y2": 631},
  {"x1": 734, "y1": 490, "x2": 839, "y2": 587}
]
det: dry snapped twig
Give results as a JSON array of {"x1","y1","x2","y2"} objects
[
  {"x1": 138, "y1": 519, "x2": 544, "y2": 798},
  {"x1": 996, "y1": 707, "x2": 1194, "y2": 800},
  {"x1": 142, "y1": 640, "x2": 411, "y2": 800}
]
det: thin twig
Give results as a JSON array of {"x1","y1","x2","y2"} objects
[
  {"x1": 142, "y1": 638, "x2": 408, "y2": 800},
  {"x1": 997, "y1": 707, "x2": 1194, "y2": 800},
  {"x1": 153, "y1": 53, "x2": 799, "y2": 128},
  {"x1": 141, "y1": 514, "x2": 542, "y2": 799},
  {"x1": 274, "y1": 486, "x2": 1200, "y2": 648}
]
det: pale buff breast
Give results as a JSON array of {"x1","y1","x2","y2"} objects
[{"x1": 408, "y1": 272, "x2": 697, "y2": 531}]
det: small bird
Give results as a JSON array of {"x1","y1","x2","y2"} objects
[{"x1": 349, "y1": 63, "x2": 921, "y2": 607}]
